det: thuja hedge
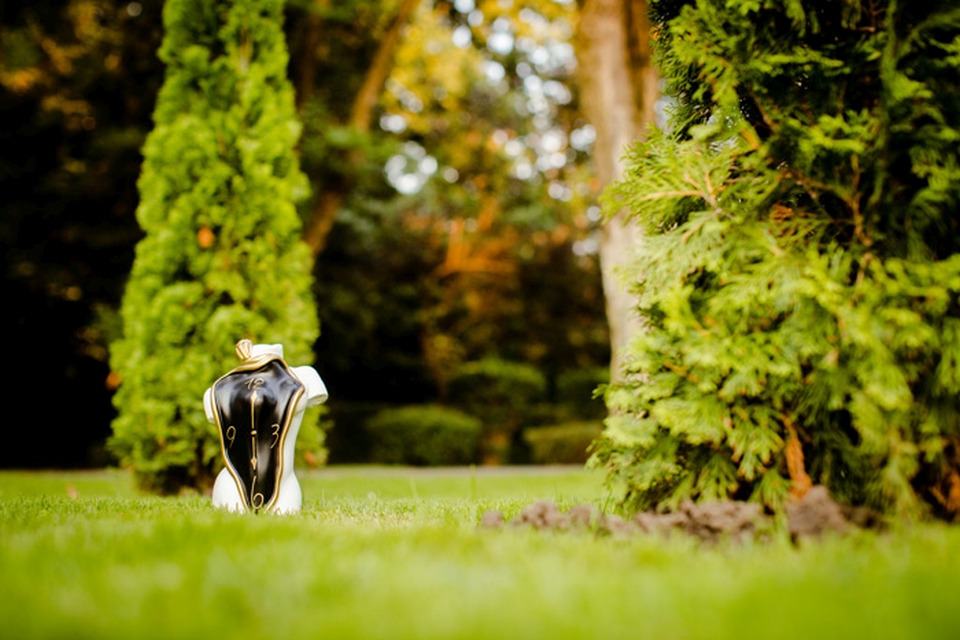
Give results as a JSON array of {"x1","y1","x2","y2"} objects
[
  {"x1": 592, "y1": 0, "x2": 960, "y2": 519},
  {"x1": 109, "y1": 0, "x2": 322, "y2": 493}
]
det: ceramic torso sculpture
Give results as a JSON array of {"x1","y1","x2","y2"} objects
[{"x1": 204, "y1": 340, "x2": 327, "y2": 514}]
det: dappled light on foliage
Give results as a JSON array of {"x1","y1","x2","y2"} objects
[
  {"x1": 108, "y1": 0, "x2": 323, "y2": 493},
  {"x1": 11, "y1": 0, "x2": 960, "y2": 528},
  {"x1": 2, "y1": 0, "x2": 611, "y2": 471},
  {"x1": 298, "y1": 0, "x2": 611, "y2": 462},
  {"x1": 592, "y1": 0, "x2": 960, "y2": 521}
]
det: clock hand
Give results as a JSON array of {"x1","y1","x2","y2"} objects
[{"x1": 250, "y1": 390, "x2": 258, "y2": 471}]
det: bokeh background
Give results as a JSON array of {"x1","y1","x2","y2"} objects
[{"x1": 1, "y1": 0, "x2": 625, "y2": 468}]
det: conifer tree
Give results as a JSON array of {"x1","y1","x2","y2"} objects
[
  {"x1": 592, "y1": 0, "x2": 960, "y2": 519},
  {"x1": 109, "y1": 0, "x2": 321, "y2": 493}
]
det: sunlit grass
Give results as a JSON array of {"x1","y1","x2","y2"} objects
[
  {"x1": 0, "y1": 468, "x2": 138, "y2": 499},
  {"x1": 1, "y1": 467, "x2": 959, "y2": 639}
]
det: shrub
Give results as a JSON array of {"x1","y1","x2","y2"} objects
[
  {"x1": 449, "y1": 358, "x2": 547, "y2": 412},
  {"x1": 108, "y1": 0, "x2": 322, "y2": 493},
  {"x1": 524, "y1": 422, "x2": 604, "y2": 464},
  {"x1": 592, "y1": 0, "x2": 960, "y2": 519},
  {"x1": 366, "y1": 405, "x2": 482, "y2": 466},
  {"x1": 449, "y1": 358, "x2": 547, "y2": 463}
]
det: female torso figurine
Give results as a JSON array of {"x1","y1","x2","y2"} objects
[{"x1": 204, "y1": 340, "x2": 327, "y2": 514}]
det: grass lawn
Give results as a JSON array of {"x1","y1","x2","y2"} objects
[{"x1": 1, "y1": 466, "x2": 959, "y2": 639}]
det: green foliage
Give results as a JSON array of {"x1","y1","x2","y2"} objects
[
  {"x1": 295, "y1": 0, "x2": 610, "y2": 422},
  {"x1": 450, "y1": 358, "x2": 548, "y2": 411},
  {"x1": 366, "y1": 404, "x2": 483, "y2": 466},
  {"x1": 524, "y1": 421, "x2": 604, "y2": 464},
  {"x1": 593, "y1": 0, "x2": 960, "y2": 519},
  {"x1": 109, "y1": 0, "x2": 322, "y2": 493}
]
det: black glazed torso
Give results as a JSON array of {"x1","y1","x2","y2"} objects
[{"x1": 212, "y1": 359, "x2": 304, "y2": 512}]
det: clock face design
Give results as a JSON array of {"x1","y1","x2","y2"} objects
[{"x1": 212, "y1": 359, "x2": 304, "y2": 512}]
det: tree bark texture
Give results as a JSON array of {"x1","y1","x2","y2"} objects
[{"x1": 576, "y1": 0, "x2": 658, "y2": 382}]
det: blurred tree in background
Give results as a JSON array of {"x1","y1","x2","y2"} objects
[
  {"x1": 593, "y1": 0, "x2": 960, "y2": 520},
  {"x1": 2, "y1": 0, "x2": 612, "y2": 470},
  {"x1": 0, "y1": 0, "x2": 164, "y2": 468},
  {"x1": 108, "y1": 0, "x2": 321, "y2": 493},
  {"x1": 289, "y1": 0, "x2": 611, "y2": 462}
]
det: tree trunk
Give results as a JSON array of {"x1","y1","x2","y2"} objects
[
  {"x1": 576, "y1": 0, "x2": 658, "y2": 382},
  {"x1": 292, "y1": 1, "x2": 327, "y2": 113},
  {"x1": 301, "y1": 0, "x2": 421, "y2": 259}
]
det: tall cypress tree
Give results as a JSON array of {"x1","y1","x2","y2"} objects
[
  {"x1": 109, "y1": 0, "x2": 321, "y2": 493},
  {"x1": 593, "y1": 0, "x2": 960, "y2": 519}
]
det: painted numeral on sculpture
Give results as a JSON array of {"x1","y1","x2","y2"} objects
[
  {"x1": 251, "y1": 475, "x2": 264, "y2": 511},
  {"x1": 270, "y1": 423, "x2": 280, "y2": 448},
  {"x1": 226, "y1": 425, "x2": 236, "y2": 447}
]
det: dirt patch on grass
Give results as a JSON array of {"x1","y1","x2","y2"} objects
[
  {"x1": 634, "y1": 500, "x2": 765, "y2": 543},
  {"x1": 786, "y1": 485, "x2": 883, "y2": 541},
  {"x1": 481, "y1": 485, "x2": 878, "y2": 543}
]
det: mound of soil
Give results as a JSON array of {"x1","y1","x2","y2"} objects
[
  {"x1": 497, "y1": 501, "x2": 609, "y2": 532},
  {"x1": 481, "y1": 499, "x2": 766, "y2": 542},
  {"x1": 480, "y1": 485, "x2": 875, "y2": 543},
  {"x1": 635, "y1": 500, "x2": 766, "y2": 543},
  {"x1": 786, "y1": 485, "x2": 849, "y2": 540},
  {"x1": 786, "y1": 485, "x2": 882, "y2": 541}
]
